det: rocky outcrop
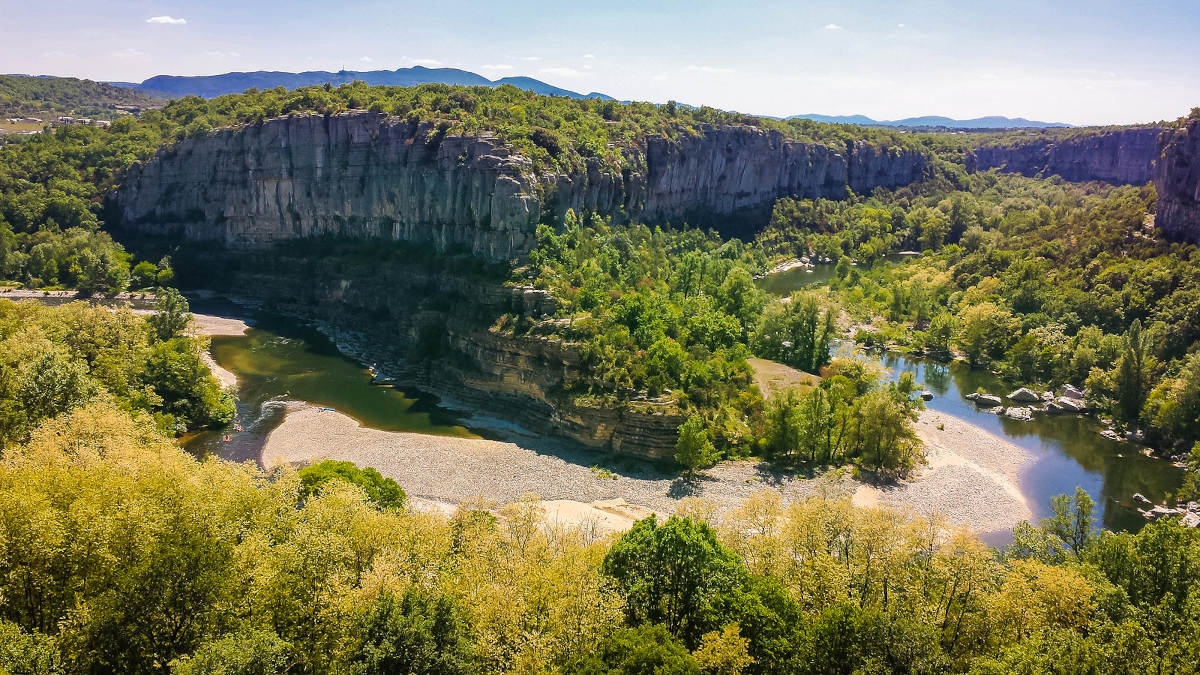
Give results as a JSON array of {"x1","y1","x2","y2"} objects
[
  {"x1": 970, "y1": 126, "x2": 1162, "y2": 185},
  {"x1": 111, "y1": 111, "x2": 929, "y2": 260},
  {"x1": 1153, "y1": 117, "x2": 1200, "y2": 245}
]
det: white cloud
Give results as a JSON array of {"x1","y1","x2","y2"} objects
[
  {"x1": 540, "y1": 66, "x2": 582, "y2": 77},
  {"x1": 146, "y1": 15, "x2": 186, "y2": 24},
  {"x1": 203, "y1": 50, "x2": 241, "y2": 58},
  {"x1": 685, "y1": 64, "x2": 734, "y2": 74},
  {"x1": 582, "y1": 53, "x2": 595, "y2": 59},
  {"x1": 360, "y1": 56, "x2": 374, "y2": 63},
  {"x1": 481, "y1": 63, "x2": 514, "y2": 71},
  {"x1": 42, "y1": 50, "x2": 69, "y2": 58},
  {"x1": 114, "y1": 48, "x2": 149, "y2": 59},
  {"x1": 823, "y1": 23, "x2": 842, "y2": 30},
  {"x1": 897, "y1": 23, "x2": 906, "y2": 29},
  {"x1": 652, "y1": 72, "x2": 668, "y2": 81},
  {"x1": 406, "y1": 57, "x2": 443, "y2": 67},
  {"x1": 518, "y1": 55, "x2": 541, "y2": 61}
]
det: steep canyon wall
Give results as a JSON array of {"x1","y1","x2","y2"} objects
[
  {"x1": 969, "y1": 126, "x2": 1163, "y2": 185},
  {"x1": 111, "y1": 111, "x2": 929, "y2": 260},
  {"x1": 1154, "y1": 118, "x2": 1200, "y2": 245}
]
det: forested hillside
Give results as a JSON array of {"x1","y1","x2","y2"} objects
[
  {"x1": 0, "y1": 75, "x2": 162, "y2": 118},
  {"x1": 754, "y1": 172, "x2": 1200, "y2": 456}
]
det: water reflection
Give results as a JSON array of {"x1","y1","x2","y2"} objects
[{"x1": 866, "y1": 346, "x2": 1182, "y2": 531}]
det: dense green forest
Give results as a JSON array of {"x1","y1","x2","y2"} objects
[
  {"x1": 2, "y1": 399, "x2": 1199, "y2": 674},
  {"x1": 0, "y1": 292, "x2": 233, "y2": 447},
  {"x1": 756, "y1": 174, "x2": 1200, "y2": 454},
  {"x1": 0, "y1": 75, "x2": 161, "y2": 118},
  {"x1": 514, "y1": 214, "x2": 924, "y2": 475}
]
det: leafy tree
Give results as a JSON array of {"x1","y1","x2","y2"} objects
[
  {"x1": 675, "y1": 415, "x2": 718, "y2": 471},
  {"x1": 1116, "y1": 319, "x2": 1153, "y2": 424},
  {"x1": 561, "y1": 624, "x2": 699, "y2": 674},
  {"x1": 753, "y1": 293, "x2": 837, "y2": 373},
  {"x1": 350, "y1": 590, "x2": 476, "y2": 675},
  {"x1": 298, "y1": 459, "x2": 407, "y2": 510},
  {"x1": 603, "y1": 515, "x2": 747, "y2": 646},
  {"x1": 172, "y1": 629, "x2": 292, "y2": 675},
  {"x1": 148, "y1": 287, "x2": 191, "y2": 341},
  {"x1": 955, "y1": 302, "x2": 1017, "y2": 366}
]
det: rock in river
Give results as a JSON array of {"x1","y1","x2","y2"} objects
[{"x1": 1008, "y1": 387, "x2": 1041, "y2": 403}]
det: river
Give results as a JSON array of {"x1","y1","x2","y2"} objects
[
  {"x1": 767, "y1": 263, "x2": 1184, "y2": 531},
  {"x1": 182, "y1": 305, "x2": 476, "y2": 463}
]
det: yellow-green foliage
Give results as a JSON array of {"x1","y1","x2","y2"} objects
[
  {"x1": 0, "y1": 299, "x2": 232, "y2": 446},
  {"x1": 3, "y1": 403, "x2": 1200, "y2": 673}
]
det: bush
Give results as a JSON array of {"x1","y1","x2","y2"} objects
[{"x1": 297, "y1": 459, "x2": 407, "y2": 510}]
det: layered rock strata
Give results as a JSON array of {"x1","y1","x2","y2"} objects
[{"x1": 198, "y1": 245, "x2": 684, "y2": 460}]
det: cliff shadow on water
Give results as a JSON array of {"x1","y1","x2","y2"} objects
[{"x1": 161, "y1": 235, "x2": 690, "y2": 463}]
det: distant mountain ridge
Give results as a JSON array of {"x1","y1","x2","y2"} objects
[
  {"x1": 108, "y1": 66, "x2": 614, "y2": 101},
  {"x1": 93, "y1": 68, "x2": 1068, "y2": 128},
  {"x1": 790, "y1": 113, "x2": 1072, "y2": 129}
]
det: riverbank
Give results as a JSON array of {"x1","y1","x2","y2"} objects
[
  {"x1": 190, "y1": 312, "x2": 249, "y2": 390},
  {"x1": 261, "y1": 401, "x2": 1037, "y2": 536},
  {"x1": 855, "y1": 410, "x2": 1035, "y2": 536}
]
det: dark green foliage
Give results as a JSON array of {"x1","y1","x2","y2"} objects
[
  {"x1": 298, "y1": 460, "x2": 407, "y2": 510},
  {"x1": 173, "y1": 629, "x2": 291, "y2": 675},
  {"x1": 0, "y1": 75, "x2": 162, "y2": 119},
  {"x1": 518, "y1": 214, "x2": 770, "y2": 452},
  {"x1": 142, "y1": 337, "x2": 235, "y2": 432},
  {"x1": 674, "y1": 414, "x2": 718, "y2": 471},
  {"x1": 350, "y1": 590, "x2": 476, "y2": 675},
  {"x1": 752, "y1": 292, "x2": 837, "y2": 373},
  {"x1": 147, "y1": 287, "x2": 191, "y2": 341},
  {"x1": 759, "y1": 362, "x2": 923, "y2": 475},
  {"x1": 603, "y1": 515, "x2": 747, "y2": 647},
  {"x1": 561, "y1": 624, "x2": 699, "y2": 674},
  {"x1": 812, "y1": 173, "x2": 1200, "y2": 450}
]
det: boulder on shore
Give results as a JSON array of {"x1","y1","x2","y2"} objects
[
  {"x1": 920, "y1": 390, "x2": 935, "y2": 401},
  {"x1": 1059, "y1": 384, "x2": 1085, "y2": 400},
  {"x1": 1008, "y1": 387, "x2": 1041, "y2": 403}
]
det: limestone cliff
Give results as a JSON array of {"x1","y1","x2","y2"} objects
[
  {"x1": 970, "y1": 126, "x2": 1162, "y2": 185},
  {"x1": 111, "y1": 111, "x2": 929, "y2": 260},
  {"x1": 1154, "y1": 118, "x2": 1200, "y2": 245},
  {"x1": 112, "y1": 111, "x2": 928, "y2": 457}
]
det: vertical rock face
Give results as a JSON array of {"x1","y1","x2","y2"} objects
[
  {"x1": 1154, "y1": 118, "x2": 1200, "y2": 245},
  {"x1": 113, "y1": 112, "x2": 543, "y2": 262},
  {"x1": 112, "y1": 113, "x2": 929, "y2": 261},
  {"x1": 971, "y1": 126, "x2": 1162, "y2": 185}
]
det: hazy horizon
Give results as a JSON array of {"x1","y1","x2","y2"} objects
[{"x1": 2, "y1": 0, "x2": 1197, "y2": 126}]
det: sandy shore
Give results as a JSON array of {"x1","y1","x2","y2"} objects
[
  {"x1": 854, "y1": 410, "x2": 1035, "y2": 536},
  {"x1": 261, "y1": 402, "x2": 1036, "y2": 536},
  {"x1": 190, "y1": 312, "x2": 250, "y2": 390}
]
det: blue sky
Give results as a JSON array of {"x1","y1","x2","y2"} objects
[{"x1": 2, "y1": 0, "x2": 1198, "y2": 125}]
